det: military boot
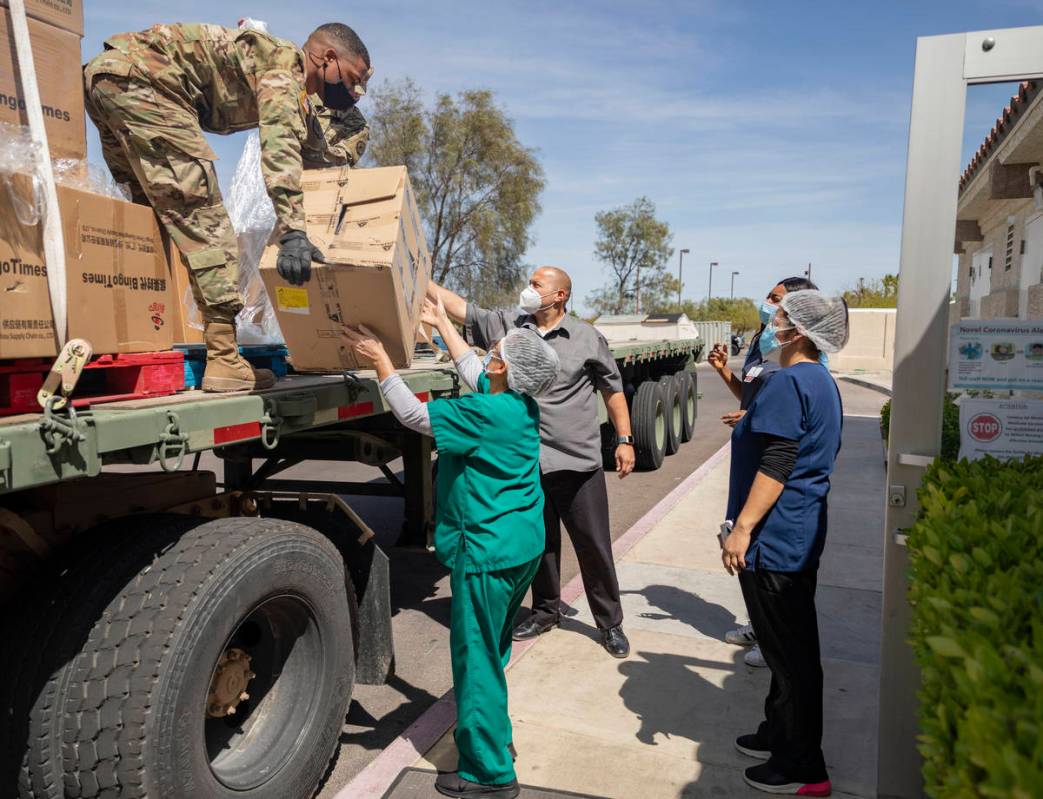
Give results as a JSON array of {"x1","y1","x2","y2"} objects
[{"x1": 201, "y1": 322, "x2": 276, "y2": 392}]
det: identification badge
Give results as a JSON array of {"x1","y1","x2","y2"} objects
[{"x1": 744, "y1": 365, "x2": 764, "y2": 382}]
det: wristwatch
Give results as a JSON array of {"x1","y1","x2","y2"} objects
[{"x1": 617, "y1": 435, "x2": 634, "y2": 446}]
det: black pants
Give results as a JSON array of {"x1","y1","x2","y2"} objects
[
  {"x1": 529, "y1": 469, "x2": 623, "y2": 630},
  {"x1": 739, "y1": 568, "x2": 828, "y2": 783}
]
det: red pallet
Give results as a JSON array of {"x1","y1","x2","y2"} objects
[{"x1": 0, "y1": 351, "x2": 185, "y2": 416}]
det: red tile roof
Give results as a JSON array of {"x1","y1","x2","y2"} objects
[{"x1": 959, "y1": 80, "x2": 1039, "y2": 192}]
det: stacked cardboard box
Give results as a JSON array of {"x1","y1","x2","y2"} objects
[
  {"x1": 260, "y1": 165, "x2": 431, "y2": 371},
  {"x1": 0, "y1": 175, "x2": 175, "y2": 359},
  {"x1": 0, "y1": 0, "x2": 85, "y2": 159},
  {"x1": 0, "y1": 1, "x2": 181, "y2": 360}
]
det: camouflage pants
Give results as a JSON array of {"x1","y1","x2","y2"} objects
[{"x1": 84, "y1": 68, "x2": 243, "y2": 322}]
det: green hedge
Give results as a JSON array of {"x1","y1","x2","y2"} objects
[
  {"x1": 880, "y1": 393, "x2": 961, "y2": 462},
  {"x1": 907, "y1": 455, "x2": 1043, "y2": 797}
]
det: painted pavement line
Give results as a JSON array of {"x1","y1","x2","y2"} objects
[{"x1": 335, "y1": 440, "x2": 733, "y2": 799}]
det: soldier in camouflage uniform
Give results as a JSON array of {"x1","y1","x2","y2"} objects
[{"x1": 84, "y1": 22, "x2": 372, "y2": 391}]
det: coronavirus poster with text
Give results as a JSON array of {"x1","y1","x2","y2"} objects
[
  {"x1": 958, "y1": 398, "x2": 1043, "y2": 462},
  {"x1": 948, "y1": 321, "x2": 1043, "y2": 391}
]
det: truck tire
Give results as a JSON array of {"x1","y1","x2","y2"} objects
[
  {"x1": 0, "y1": 514, "x2": 202, "y2": 799},
  {"x1": 632, "y1": 380, "x2": 667, "y2": 470},
  {"x1": 58, "y1": 516, "x2": 354, "y2": 799},
  {"x1": 658, "y1": 375, "x2": 682, "y2": 456},
  {"x1": 677, "y1": 372, "x2": 697, "y2": 443}
]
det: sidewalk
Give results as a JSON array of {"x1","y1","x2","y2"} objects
[{"x1": 382, "y1": 417, "x2": 886, "y2": 798}]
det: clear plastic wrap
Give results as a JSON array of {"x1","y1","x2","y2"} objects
[
  {"x1": 176, "y1": 132, "x2": 284, "y2": 344},
  {"x1": 227, "y1": 132, "x2": 283, "y2": 344},
  {"x1": 0, "y1": 122, "x2": 44, "y2": 225},
  {"x1": 52, "y1": 158, "x2": 131, "y2": 201}
]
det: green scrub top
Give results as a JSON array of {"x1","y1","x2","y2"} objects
[{"x1": 428, "y1": 373, "x2": 545, "y2": 574}]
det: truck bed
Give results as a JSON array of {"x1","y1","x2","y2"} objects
[{"x1": 0, "y1": 355, "x2": 460, "y2": 495}]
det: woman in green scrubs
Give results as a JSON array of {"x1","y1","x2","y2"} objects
[{"x1": 342, "y1": 298, "x2": 559, "y2": 799}]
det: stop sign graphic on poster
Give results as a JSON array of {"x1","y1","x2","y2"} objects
[{"x1": 968, "y1": 413, "x2": 1002, "y2": 442}]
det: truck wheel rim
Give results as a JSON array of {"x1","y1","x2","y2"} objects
[
  {"x1": 205, "y1": 594, "x2": 323, "y2": 790},
  {"x1": 656, "y1": 403, "x2": 666, "y2": 448},
  {"x1": 672, "y1": 396, "x2": 682, "y2": 433}
]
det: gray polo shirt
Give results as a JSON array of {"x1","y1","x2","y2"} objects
[{"x1": 465, "y1": 305, "x2": 624, "y2": 474}]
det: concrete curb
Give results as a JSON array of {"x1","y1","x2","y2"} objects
[
  {"x1": 837, "y1": 375, "x2": 892, "y2": 397},
  {"x1": 335, "y1": 440, "x2": 733, "y2": 798}
]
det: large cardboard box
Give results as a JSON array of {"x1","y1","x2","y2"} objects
[
  {"x1": 260, "y1": 166, "x2": 431, "y2": 371},
  {"x1": 0, "y1": 175, "x2": 175, "y2": 358},
  {"x1": 0, "y1": 12, "x2": 85, "y2": 160},
  {"x1": 0, "y1": 0, "x2": 82, "y2": 36}
]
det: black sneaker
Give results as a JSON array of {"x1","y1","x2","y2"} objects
[
  {"x1": 601, "y1": 625, "x2": 630, "y2": 658},
  {"x1": 735, "y1": 733, "x2": 771, "y2": 760},
  {"x1": 743, "y1": 762, "x2": 831, "y2": 796},
  {"x1": 512, "y1": 615, "x2": 559, "y2": 641},
  {"x1": 434, "y1": 771, "x2": 520, "y2": 798}
]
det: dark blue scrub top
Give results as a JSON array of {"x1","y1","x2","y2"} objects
[
  {"x1": 740, "y1": 331, "x2": 781, "y2": 410},
  {"x1": 726, "y1": 362, "x2": 843, "y2": 572}
]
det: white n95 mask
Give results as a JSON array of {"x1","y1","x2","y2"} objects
[{"x1": 519, "y1": 286, "x2": 554, "y2": 314}]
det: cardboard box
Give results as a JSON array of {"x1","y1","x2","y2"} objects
[
  {"x1": 0, "y1": 12, "x2": 85, "y2": 159},
  {"x1": 0, "y1": 175, "x2": 175, "y2": 358},
  {"x1": 0, "y1": 0, "x2": 82, "y2": 36},
  {"x1": 165, "y1": 237, "x2": 205, "y2": 344},
  {"x1": 260, "y1": 166, "x2": 431, "y2": 372}
]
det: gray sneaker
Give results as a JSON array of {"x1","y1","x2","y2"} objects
[
  {"x1": 726, "y1": 622, "x2": 757, "y2": 646},
  {"x1": 744, "y1": 645, "x2": 767, "y2": 668}
]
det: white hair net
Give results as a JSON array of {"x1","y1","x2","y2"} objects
[
  {"x1": 500, "y1": 328, "x2": 560, "y2": 396},
  {"x1": 779, "y1": 290, "x2": 850, "y2": 353}
]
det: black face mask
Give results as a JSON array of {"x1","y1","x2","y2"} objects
[{"x1": 318, "y1": 57, "x2": 357, "y2": 111}]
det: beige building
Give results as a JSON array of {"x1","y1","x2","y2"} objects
[{"x1": 955, "y1": 81, "x2": 1043, "y2": 320}]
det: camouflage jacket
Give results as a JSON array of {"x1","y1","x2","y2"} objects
[{"x1": 89, "y1": 23, "x2": 369, "y2": 232}]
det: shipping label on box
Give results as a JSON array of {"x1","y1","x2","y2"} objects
[
  {"x1": 0, "y1": 12, "x2": 86, "y2": 160},
  {"x1": 261, "y1": 165, "x2": 431, "y2": 372},
  {"x1": 0, "y1": 0, "x2": 83, "y2": 36}
]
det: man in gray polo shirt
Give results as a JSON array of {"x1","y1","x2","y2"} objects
[{"x1": 428, "y1": 266, "x2": 635, "y2": 658}]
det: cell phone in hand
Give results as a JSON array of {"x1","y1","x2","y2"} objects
[{"x1": 718, "y1": 520, "x2": 733, "y2": 548}]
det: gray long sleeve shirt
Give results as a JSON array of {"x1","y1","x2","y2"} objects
[
  {"x1": 378, "y1": 350, "x2": 484, "y2": 438},
  {"x1": 465, "y1": 305, "x2": 623, "y2": 474}
]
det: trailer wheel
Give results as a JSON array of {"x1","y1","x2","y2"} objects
[
  {"x1": 658, "y1": 375, "x2": 682, "y2": 456},
  {"x1": 632, "y1": 380, "x2": 667, "y2": 470},
  {"x1": 0, "y1": 514, "x2": 204, "y2": 799},
  {"x1": 57, "y1": 516, "x2": 353, "y2": 799},
  {"x1": 677, "y1": 372, "x2": 697, "y2": 443}
]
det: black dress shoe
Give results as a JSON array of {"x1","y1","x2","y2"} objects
[
  {"x1": 434, "y1": 771, "x2": 520, "y2": 798},
  {"x1": 512, "y1": 615, "x2": 559, "y2": 641},
  {"x1": 601, "y1": 624, "x2": 630, "y2": 658}
]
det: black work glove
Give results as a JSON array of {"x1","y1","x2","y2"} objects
[{"x1": 277, "y1": 230, "x2": 325, "y2": 285}]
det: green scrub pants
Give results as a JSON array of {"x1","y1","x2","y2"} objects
[{"x1": 450, "y1": 554, "x2": 541, "y2": 786}]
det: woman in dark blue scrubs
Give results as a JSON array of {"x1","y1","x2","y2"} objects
[
  {"x1": 708, "y1": 276, "x2": 816, "y2": 666},
  {"x1": 720, "y1": 290, "x2": 849, "y2": 797}
]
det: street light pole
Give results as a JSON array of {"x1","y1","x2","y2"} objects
[
  {"x1": 677, "y1": 248, "x2": 690, "y2": 308},
  {"x1": 730, "y1": 270, "x2": 740, "y2": 299},
  {"x1": 635, "y1": 266, "x2": 641, "y2": 314},
  {"x1": 708, "y1": 261, "x2": 718, "y2": 303}
]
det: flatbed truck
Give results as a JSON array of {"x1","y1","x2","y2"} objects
[{"x1": 0, "y1": 337, "x2": 702, "y2": 799}]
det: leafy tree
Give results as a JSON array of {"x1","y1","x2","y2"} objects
[
  {"x1": 680, "y1": 297, "x2": 760, "y2": 334},
  {"x1": 365, "y1": 79, "x2": 545, "y2": 308},
  {"x1": 843, "y1": 273, "x2": 899, "y2": 308},
  {"x1": 587, "y1": 197, "x2": 675, "y2": 315}
]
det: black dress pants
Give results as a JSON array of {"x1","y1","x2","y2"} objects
[
  {"x1": 529, "y1": 469, "x2": 623, "y2": 630},
  {"x1": 739, "y1": 567, "x2": 828, "y2": 783}
]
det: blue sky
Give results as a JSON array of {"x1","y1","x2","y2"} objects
[{"x1": 82, "y1": 1, "x2": 1041, "y2": 312}]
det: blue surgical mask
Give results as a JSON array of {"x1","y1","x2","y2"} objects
[
  {"x1": 758, "y1": 301, "x2": 777, "y2": 326},
  {"x1": 819, "y1": 351, "x2": 830, "y2": 368},
  {"x1": 482, "y1": 351, "x2": 495, "y2": 370},
  {"x1": 759, "y1": 324, "x2": 796, "y2": 363}
]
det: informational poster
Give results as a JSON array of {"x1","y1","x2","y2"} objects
[
  {"x1": 948, "y1": 321, "x2": 1043, "y2": 391},
  {"x1": 958, "y1": 398, "x2": 1043, "y2": 462}
]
